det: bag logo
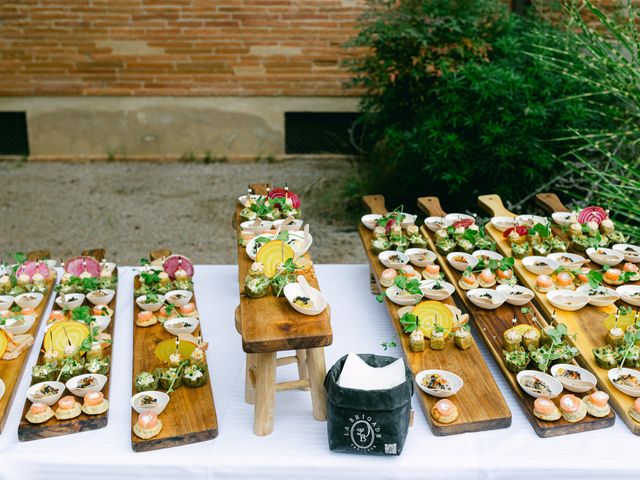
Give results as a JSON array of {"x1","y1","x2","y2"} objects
[{"x1": 344, "y1": 413, "x2": 382, "y2": 452}]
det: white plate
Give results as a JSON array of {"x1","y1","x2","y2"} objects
[
  {"x1": 419, "y1": 280, "x2": 454, "y2": 301},
  {"x1": 378, "y1": 251, "x2": 410, "y2": 270},
  {"x1": 446, "y1": 252, "x2": 478, "y2": 272},
  {"x1": 551, "y1": 364, "x2": 596, "y2": 393},
  {"x1": 66, "y1": 374, "x2": 108, "y2": 397},
  {"x1": 576, "y1": 285, "x2": 620, "y2": 307},
  {"x1": 385, "y1": 285, "x2": 422, "y2": 306},
  {"x1": 496, "y1": 284, "x2": 534, "y2": 306},
  {"x1": 444, "y1": 213, "x2": 475, "y2": 225},
  {"x1": 163, "y1": 317, "x2": 199, "y2": 336},
  {"x1": 4, "y1": 314, "x2": 36, "y2": 334},
  {"x1": 238, "y1": 194, "x2": 264, "y2": 207},
  {"x1": 466, "y1": 288, "x2": 507, "y2": 310},
  {"x1": 136, "y1": 294, "x2": 165, "y2": 312},
  {"x1": 490, "y1": 216, "x2": 516, "y2": 232},
  {"x1": 547, "y1": 289, "x2": 589, "y2": 311},
  {"x1": 15, "y1": 292, "x2": 44, "y2": 309},
  {"x1": 131, "y1": 391, "x2": 170, "y2": 415},
  {"x1": 522, "y1": 256, "x2": 559, "y2": 276},
  {"x1": 546, "y1": 252, "x2": 587, "y2": 269},
  {"x1": 86, "y1": 289, "x2": 115, "y2": 306},
  {"x1": 586, "y1": 247, "x2": 624, "y2": 267},
  {"x1": 617, "y1": 285, "x2": 640, "y2": 306},
  {"x1": 27, "y1": 381, "x2": 65, "y2": 406},
  {"x1": 424, "y1": 216, "x2": 452, "y2": 232},
  {"x1": 517, "y1": 370, "x2": 563, "y2": 399},
  {"x1": 284, "y1": 278, "x2": 328, "y2": 315},
  {"x1": 415, "y1": 370, "x2": 463, "y2": 398},
  {"x1": 515, "y1": 214, "x2": 548, "y2": 227},
  {"x1": 404, "y1": 248, "x2": 435, "y2": 268},
  {"x1": 608, "y1": 368, "x2": 640, "y2": 397},
  {"x1": 612, "y1": 244, "x2": 640, "y2": 263},
  {"x1": 55, "y1": 293, "x2": 85, "y2": 310},
  {"x1": 361, "y1": 214, "x2": 382, "y2": 230},
  {"x1": 552, "y1": 211, "x2": 577, "y2": 226}
]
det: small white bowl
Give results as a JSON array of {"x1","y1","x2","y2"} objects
[
  {"x1": 466, "y1": 288, "x2": 507, "y2": 310},
  {"x1": 385, "y1": 285, "x2": 422, "y2": 306},
  {"x1": 378, "y1": 250, "x2": 410, "y2": 270},
  {"x1": 405, "y1": 248, "x2": 436, "y2": 268},
  {"x1": 490, "y1": 216, "x2": 516, "y2": 232},
  {"x1": 617, "y1": 285, "x2": 640, "y2": 307},
  {"x1": 163, "y1": 317, "x2": 200, "y2": 336},
  {"x1": 86, "y1": 289, "x2": 115, "y2": 306},
  {"x1": 446, "y1": 252, "x2": 478, "y2": 272},
  {"x1": 131, "y1": 391, "x2": 170, "y2": 415},
  {"x1": 515, "y1": 214, "x2": 548, "y2": 227},
  {"x1": 608, "y1": 368, "x2": 640, "y2": 397},
  {"x1": 361, "y1": 214, "x2": 382, "y2": 230},
  {"x1": 136, "y1": 294, "x2": 165, "y2": 312},
  {"x1": 496, "y1": 284, "x2": 535, "y2": 306},
  {"x1": 272, "y1": 218, "x2": 304, "y2": 232},
  {"x1": 517, "y1": 370, "x2": 563, "y2": 399},
  {"x1": 27, "y1": 381, "x2": 65, "y2": 406},
  {"x1": 472, "y1": 250, "x2": 503, "y2": 263},
  {"x1": 551, "y1": 364, "x2": 596, "y2": 394},
  {"x1": 444, "y1": 213, "x2": 475, "y2": 225},
  {"x1": 547, "y1": 289, "x2": 589, "y2": 311},
  {"x1": 0, "y1": 295, "x2": 14, "y2": 311},
  {"x1": 240, "y1": 220, "x2": 273, "y2": 234},
  {"x1": 238, "y1": 193, "x2": 264, "y2": 207},
  {"x1": 91, "y1": 315, "x2": 111, "y2": 332},
  {"x1": 15, "y1": 292, "x2": 44, "y2": 310},
  {"x1": 56, "y1": 293, "x2": 85, "y2": 310},
  {"x1": 424, "y1": 216, "x2": 452, "y2": 232},
  {"x1": 522, "y1": 256, "x2": 559, "y2": 276},
  {"x1": 66, "y1": 374, "x2": 108, "y2": 397},
  {"x1": 415, "y1": 370, "x2": 463, "y2": 398},
  {"x1": 419, "y1": 280, "x2": 455, "y2": 301},
  {"x1": 4, "y1": 315, "x2": 36, "y2": 335},
  {"x1": 552, "y1": 211, "x2": 577, "y2": 226},
  {"x1": 101, "y1": 262, "x2": 117, "y2": 276},
  {"x1": 547, "y1": 252, "x2": 587, "y2": 269},
  {"x1": 612, "y1": 244, "x2": 640, "y2": 263},
  {"x1": 283, "y1": 279, "x2": 328, "y2": 316},
  {"x1": 576, "y1": 285, "x2": 620, "y2": 307},
  {"x1": 399, "y1": 213, "x2": 416, "y2": 229},
  {"x1": 586, "y1": 247, "x2": 624, "y2": 267},
  {"x1": 164, "y1": 290, "x2": 193, "y2": 307}
]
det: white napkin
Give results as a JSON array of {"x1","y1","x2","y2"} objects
[{"x1": 337, "y1": 353, "x2": 406, "y2": 391}]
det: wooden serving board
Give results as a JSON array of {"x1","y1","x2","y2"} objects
[
  {"x1": 359, "y1": 195, "x2": 511, "y2": 436},
  {"x1": 0, "y1": 251, "x2": 56, "y2": 434},
  {"x1": 478, "y1": 194, "x2": 640, "y2": 434},
  {"x1": 235, "y1": 185, "x2": 332, "y2": 354},
  {"x1": 417, "y1": 197, "x2": 614, "y2": 437},
  {"x1": 18, "y1": 249, "x2": 115, "y2": 441},
  {"x1": 131, "y1": 250, "x2": 218, "y2": 452}
]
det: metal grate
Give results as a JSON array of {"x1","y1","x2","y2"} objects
[
  {"x1": 285, "y1": 112, "x2": 359, "y2": 155},
  {"x1": 0, "y1": 112, "x2": 29, "y2": 155}
]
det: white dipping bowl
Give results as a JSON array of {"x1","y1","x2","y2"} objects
[
  {"x1": 0, "y1": 295, "x2": 14, "y2": 311},
  {"x1": 56, "y1": 293, "x2": 85, "y2": 310},
  {"x1": 586, "y1": 247, "x2": 624, "y2": 267},
  {"x1": 136, "y1": 294, "x2": 165, "y2": 312},
  {"x1": 612, "y1": 243, "x2": 640, "y2": 263},
  {"x1": 91, "y1": 315, "x2": 111, "y2": 332},
  {"x1": 361, "y1": 214, "x2": 382, "y2": 230},
  {"x1": 445, "y1": 213, "x2": 475, "y2": 225},
  {"x1": 608, "y1": 368, "x2": 640, "y2": 397},
  {"x1": 551, "y1": 364, "x2": 596, "y2": 394},
  {"x1": 496, "y1": 284, "x2": 534, "y2": 306},
  {"x1": 164, "y1": 290, "x2": 193, "y2": 307},
  {"x1": 446, "y1": 252, "x2": 478, "y2": 272},
  {"x1": 473, "y1": 249, "x2": 503, "y2": 263},
  {"x1": 86, "y1": 289, "x2": 115, "y2": 306},
  {"x1": 576, "y1": 285, "x2": 620, "y2": 307},
  {"x1": 272, "y1": 218, "x2": 304, "y2": 232},
  {"x1": 466, "y1": 288, "x2": 507, "y2": 310},
  {"x1": 131, "y1": 391, "x2": 170, "y2": 415},
  {"x1": 517, "y1": 370, "x2": 563, "y2": 399},
  {"x1": 384, "y1": 285, "x2": 422, "y2": 306},
  {"x1": 15, "y1": 292, "x2": 44, "y2": 310},
  {"x1": 552, "y1": 211, "x2": 577, "y2": 226},
  {"x1": 522, "y1": 256, "x2": 559, "y2": 276},
  {"x1": 4, "y1": 315, "x2": 36, "y2": 335},
  {"x1": 240, "y1": 220, "x2": 273, "y2": 234},
  {"x1": 617, "y1": 285, "x2": 640, "y2": 307},
  {"x1": 378, "y1": 250, "x2": 410, "y2": 270},
  {"x1": 547, "y1": 289, "x2": 589, "y2": 311},
  {"x1": 424, "y1": 216, "x2": 452, "y2": 232},
  {"x1": 419, "y1": 280, "x2": 455, "y2": 301},
  {"x1": 66, "y1": 374, "x2": 108, "y2": 397},
  {"x1": 515, "y1": 214, "x2": 548, "y2": 227},
  {"x1": 27, "y1": 381, "x2": 65, "y2": 406},
  {"x1": 405, "y1": 248, "x2": 436, "y2": 268},
  {"x1": 163, "y1": 317, "x2": 199, "y2": 336},
  {"x1": 415, "y1": 370, "x2": 463, "y2": 398},
  {"x1": 283, "y1": 282, "x2": 328, "y2": 316},
  {"x1": 547, "y1": 252, "x2": 587, "y2": 270},
  {"x1": 490, "y1": 216, "x2": 515, "y2": 232}
]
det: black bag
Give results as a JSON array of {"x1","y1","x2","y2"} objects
[{"x1": 324, "y1": 353, "x2": 413, "y2": 456}]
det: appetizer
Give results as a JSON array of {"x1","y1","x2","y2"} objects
[
  {"x1": 133, "y1": 412, "x2": 163, "y2": 439},
  {"x1": 559, "y1": 394, "x2": 587, "y2": 422},
  {"x1": 422, "y1": 373, "x2": 451, "y2": 392},
  {"x1": 431, "y1": 399, "x2": 458, "y2": 424},
  {"x1": 533, "y1": 397, "x2": 561, "y2": 421},
  {"x1": 25, "y1": 402, "x2": 54, "y2": 424},
  {"x1": 584, "y1": 391, "x2": 610, "y2": 418},
  {"x1": 629, "y1": 398, "x2": 640, "y2": 423},
  {"x1": 81, "y1": 390, "x2": 109, "y2": 415},
  {"x1": 54, "y1": 396, "x2": 81, "y2": 420}
]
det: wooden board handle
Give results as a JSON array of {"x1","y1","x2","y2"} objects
[
  {"x1": 26, "y1": 250, "x2": 51, "y2": 261},
  {"x1": 417, "y1": 196, "x2": 446, "y2": 217},
  {"x1": 81, "y1": 249, "x2": 106, "y2": 261},
  {"x1": 535, "y1": 193, "x2": 569, "y2": 214},
  {"x1": 362, "y1": 195, "x2": 387, "y2": 215},
  {"x1": 249, "y1": 183, "x2": 271, "y2": 195},
  {"x1": 150, "y1": 249, "x2": 172, "y2": 262},
  {"x1": 477, "y1": 194, "x2": 512, "y2": 217}
]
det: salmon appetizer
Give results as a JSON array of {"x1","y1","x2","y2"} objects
[
  {"x1": 380, "y1": 268, "x2": 397, "y2": 288},
  {"x1": 55, "y1": 395, "x2": 81, "y2": 420},
  {"x1": 536, "y1": 274, "x2": 554, "y2": 293},
  {"x1": 136, "y1": 310, "x2": 157, "y2": 328},
  {"x1": 422, "y1": 264, "x2": 441, "y2": 280},
  {"x1": 81, "y1": 390, "x2": 109, "y2": 415},
  {"x1": 133, "y1": 411, "x2": 163, "y2": 439},
  {"x1": 559, "y1": 394, "x2": 587, "y2": 422},
  {"x1": 478, "y1": 268, "x2": 496, "y2": 288},
  {"x1": 458, "y1": 271, "x2": 479, "y2": 291},
  {"x1": 533, "y1": 397, "x2": 561, "y2": 421},
  {"x1": 431, "y1": 399, "x2": 458, "y2": 424},
  {"x1": 25, "y1": 402, "x2": 54, "y2": 424},
  {"x1": 603, "y1": 268, "x2": 623, "y2": 286},
  {"x1": 576, "y1": 267, "x2": 590, "y2": 285},
  {"x1": 496, "y1": 268, "x2": 515, "y2": 285},
  {"x1": 585, "y1": 391, "x2": 610, "y2": 418},
  {"x1": 180, "y1": 302, "x2": 197, "y2": 316},
  {"x1": 555, "y1": 271, "x2": 574, "y2": 290}
]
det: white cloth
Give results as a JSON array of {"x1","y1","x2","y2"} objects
[
  {"x1": 0, "y1": 265, "x2": 638, "y2": 479},
  {"x1": 337, "y1": 353, "x2": 405, "y2": 390}
]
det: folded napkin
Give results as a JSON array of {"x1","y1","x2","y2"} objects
[{"x1": 337, "y1": 353, "x2": 406, "y2": 391}]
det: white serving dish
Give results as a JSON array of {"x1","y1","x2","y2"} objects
[
  {"x1": 399, "y1": 213, "x2": 416, "y2": 229},
  {"x1": 136, "y1": 294, "x2": 165, "y2": 312},
  {"x1": 550, "y1": 364, "x2": 596, "y2": 394},
  {"x1": 4, "y1": 315, "x2": 36, "y2": 335},
  {"x1": 384, "y1": 285, "x2": 422, "y2": 306},
  {"x1": 547, "y1": 252, "x2": 587, "y2": 269},
  {"x1": 283, "y1": 276, "x2": 328, "y2": 316},
  {"x1": 361, "y1": 214, "x2": 382, "y2": 230},
  {"x1": 522, "y1": 256, "x2": 559, "y2": 276},
  {"x1": 586, "y1": 247, "x2": 624, "y2": 267},
  {"x1": 612, "y1": 243, "x2": 640, "y2": 263},
  {"x1": 378, "y1": 250, "x2": 410, "y2": 270},
  {"x1": 490, "y1": 216, "x2": 516, "y2": 232},
  {"x1": 444, "y1": 213, "x2": 475, "y2": 225},
  {"x1": 576, "y1": 285, "x2": 620, "y2": 307},
  {"x1": 404, "y1": 248, "x2": 436, "y2": 268},
  {"x1": 86, "y1": 289, "x2": 115, "y2": 306},
  {"x1": 415, "y1": 369, "x2": 463, "y2": 398},
  {"x1": 14, "y1": 292, "x2": 44, "y2": 309},
  {"x1": 496, "y1": 284, "x2": 535, "y2": 306},
  {"x1": 272, "y1": 218, "x2": 304, "y2": 232},
  {"x1": 66, "y1": 374, "x2": 108, "y2": 397},
  {"x1": 546, "y1": 289, "x2": 589, "y2": 311},
  {"x1": 466, "y1": 288, "x2": 507, "y2": 310},
  {"x1": 446, "y1": 252, "x2": 478, "y2": 272},
  {"x1": 90, "y1": 315, "x2": 111, "y2": 332},
  {"x1": 0, "y1": 295, "x2": 14, "y2": 311},
  {"x1": 617, "y1": 285, "x2": 640, "y2": 306},
  {"x1": 131, "y1": 391, "x2": 170, "y2": 415},
  {"x1": 552, "y1": 211, "x2": 577, "y2": 226},
  {"x1": 608, "y1": 368, "x2": 640, "y2": 397},
  {"x1": 55, "y1": 293, "x2": 85, "y2": 310},
  {"x1": 517, "y1": 370, "x2": 563, "y2": 399},
  {"x1": 419, "y1": 280, "x2": 455, "y2": 301},
  {"x1": 238, "y1": 194, "x2": 264, "y2": 207},
  {"x1": 515, "y1": 214, "x2": 548, "y2": 227},
  {"x1": 472, "y1": 249, "x2": 503, "y2": 263},
  {"x1": 424, "y1": 216, "x2": 452, "y2": 232},
  {"x1": 27, "y1": 381, "x2": 65, "y2": 406},
  {"x1": 163, "y1": 317, "x2": 199, "y2": 336},
  {"x1": 240, "y1": 220, "x2": 273, "y2": 234},
  {"x1": 164, "y1": 290, "x2": 193, "y2": 307}
]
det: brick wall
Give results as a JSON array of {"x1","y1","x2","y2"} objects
[{"x1": 0, "y1": 0, "x2": 366, "y2": 97}]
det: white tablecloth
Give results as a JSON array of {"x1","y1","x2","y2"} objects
[{"x1": 0, "y1": 265, "x2": 638, "y2": 479}]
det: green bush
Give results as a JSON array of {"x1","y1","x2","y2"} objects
[{"x1": 346, "y1": 0, "x2": 599, "y2": 213}]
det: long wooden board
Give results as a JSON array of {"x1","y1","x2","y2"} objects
[
  {"x1": 131, "y1": 250, "x2": 218, "y2": 452},
  {"x1": 18, "y1": 249, "x2": 115, "y2": 441},
  {"x1": 359, "y1": 195, "x2": 511, "y2": 436},
  {"x1": 417, "y1": 197, "x2": 614, "y2": 437},
  {"x1": 0, "y1": 251, "x2": 56, "y2": 434},
  {"x1": 478, "y1": 194, "x2": 640, "y2": 435}
]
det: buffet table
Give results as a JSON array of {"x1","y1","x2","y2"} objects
[{"x1": 0, "y1": 265, "x2": 638, "y2": 479}]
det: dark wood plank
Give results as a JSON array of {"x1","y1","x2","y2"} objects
[
  {"x1": 235, "y1": 184, "x2": 333, "y2": 354},
  {"x1": 478, "y1": 194, "x2": 640, "y2": 435},
  {"x1": 417, "y1": 196, "x2": 614, "y2": 437},
  {"x1": 359, "y1": 194, "x2": 512, "y2": 436},
  {"x1": 131, "y1": 250, "x2": 218, "y2": 452}
]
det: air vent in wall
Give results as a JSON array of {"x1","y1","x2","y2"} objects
[
  {"x1": 285, "y1": 112, "x2": 359, "y2": 155},
  {"x1": 0, "y1": 112, "x2": 29, "y2": 155}
]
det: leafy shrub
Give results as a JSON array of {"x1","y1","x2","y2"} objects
[{"x1": 346, "y1": 0, "x2": 599, "y2": 213}]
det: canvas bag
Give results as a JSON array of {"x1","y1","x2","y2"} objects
[{"x1": 324, "y1": 353, "x2": 413, "y2": 456}]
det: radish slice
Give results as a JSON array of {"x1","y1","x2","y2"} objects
[
  {"x1": 578, "y1": 206, "x2": 608, "y2": 225},
  {"x1": 65, "y1": 256, "x2": 102, "y2": 277},
  {"x1": 268, "y1": 188, "x2": 301, "y2": 209},
  {"x1": 503, "y1": 226, "x2": 529, "y2": 238},
  {"x1": 453, "y1": 219, "x2": 474, "y2": 228},
  {"x1": 16, "y1": 261, "x2": 50, "y2": 279},
  {"x1": 162, "y1": 255, "x2": 194, "y2": 280}
]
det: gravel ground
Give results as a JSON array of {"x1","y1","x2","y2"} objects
[{"x1": 0, "y1": 159, "x2": 366, "y2": 266}]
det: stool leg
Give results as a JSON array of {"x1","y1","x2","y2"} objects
[
  {"x1": 245, "y1": 353, "x2": 257, "y2": 404},
  {"x1": 254, "y1": 352, "x2": 277, "y2": 436},
  {"x1": 370, "y1": 268, "x2": 380, "y2": 295},
  {"x1": 295, "y1": 349, "x2": 310, "y2": 390},
  {"x1": 305, "y1": 347, "x2": 328, "y2": 421}
]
